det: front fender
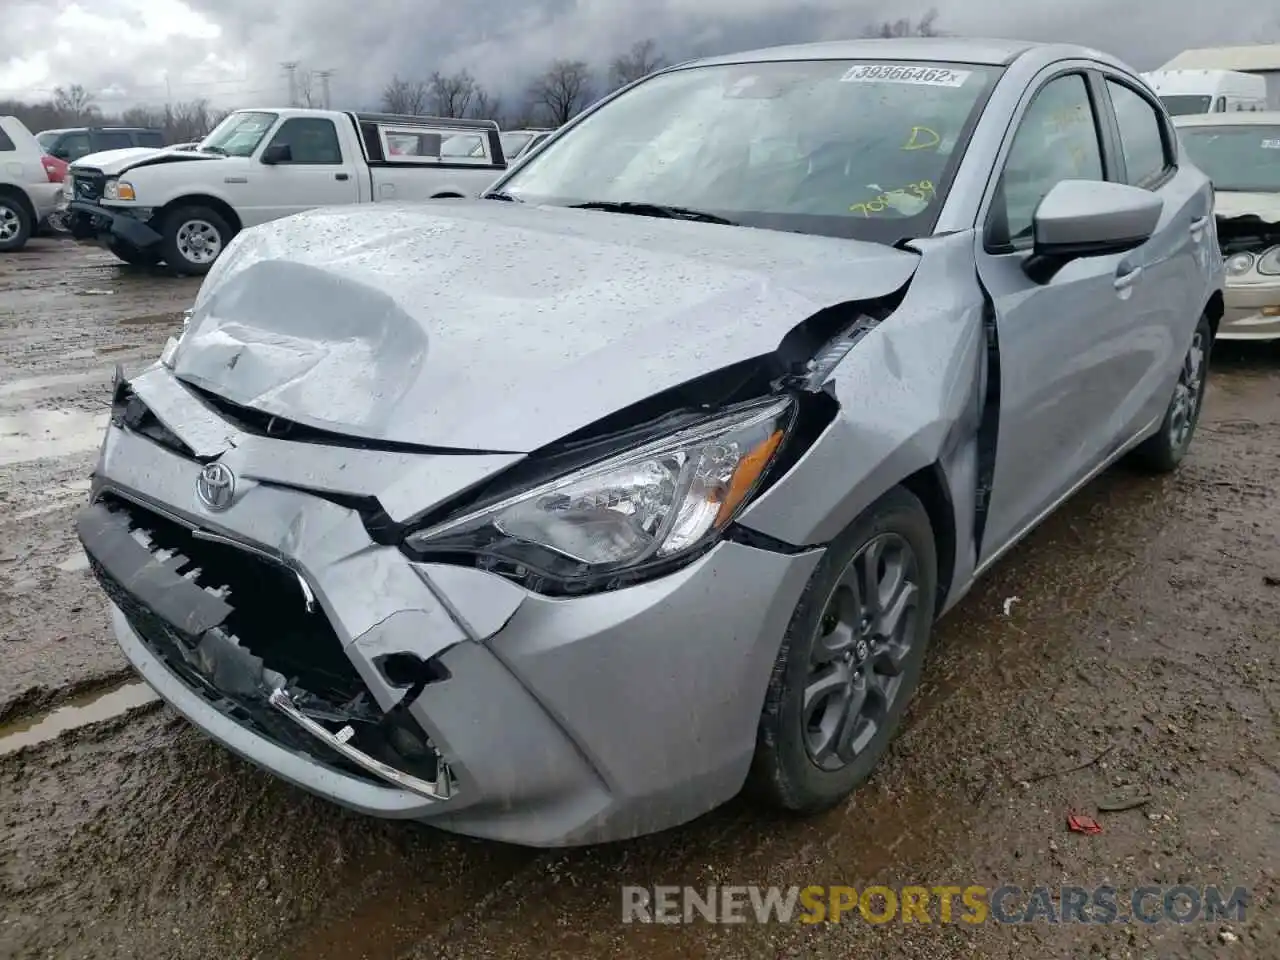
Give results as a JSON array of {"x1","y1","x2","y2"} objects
[{"x1": 736, "y1": 231, "x2": 987, "y2": 548}]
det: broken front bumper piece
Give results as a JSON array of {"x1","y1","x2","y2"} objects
[{"x1": 76, "y1": 502, "x2": 455, "y2": 803}]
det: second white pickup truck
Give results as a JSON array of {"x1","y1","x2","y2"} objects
[{"x1": 65, "y1": 108, "x2": 509, "y2": 273}]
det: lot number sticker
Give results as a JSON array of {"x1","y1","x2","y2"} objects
[
  {"x1": 1262, "y1": 138, "x2": 1280, "y2": 149},
  {"x1": 840, "y1": 64, "x2": 972, "y2": 86}
]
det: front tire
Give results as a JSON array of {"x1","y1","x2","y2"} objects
[
  {"x1": 1130, "y1": 314, "x2": 1212, "y2": 474},
  {"x1": 749, "y1": 485, "x2": 938, "y2": 813},
  {"x1": 159, "y1": 205, "x2": 231, "y2": 276},
  {"x1": 0, "y1": 195, "x2": 33, "y2": 252}
]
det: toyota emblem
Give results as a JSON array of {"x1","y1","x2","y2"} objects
[{"x1": 196, "y1": 461, "x2": 236, "y2": 511}]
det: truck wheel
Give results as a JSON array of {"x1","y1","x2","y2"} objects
[
  {"x1": 108, "y1": 239, "x2": 159, "y2": 267},
  {"x1": 160, "y1": 205, "x2": 231, "y2": 275},
  {"x1": 0, "y1": 195, "x2": 33, "y2": 252}
]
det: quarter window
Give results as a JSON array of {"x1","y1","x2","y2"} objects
[
  {"x1": 989, "y1": 73, "x2": 1104, "y2": 249},
  {"x1": 265, "y1": 118, "x2": 344, "y2": 164},
  {"x1": 0, "y1": 128, "x2": 13, "y2": 151},
  {"x1": 1106, "y1": 79, "x2": 1172, "y2": 187}
]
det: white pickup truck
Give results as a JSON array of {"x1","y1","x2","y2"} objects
[{"x1": 64, "y1": 108, "x2": 509, "y2": 273}]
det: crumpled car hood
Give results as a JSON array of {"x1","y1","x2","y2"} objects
[
  {"x1": 172, "y1": 201, "x2": 920, "y2": 452},
  {"x1": 71, "y1": 146, "x2": 215, "y2": 175},
  {"x1": 1214, "y1": 191, "x2": 1280, "y2": 223}
]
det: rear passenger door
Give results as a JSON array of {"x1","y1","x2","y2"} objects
[
  {"x1": 252, "y1": 117, "x2": 360, "y2": 222},
  {"x1": 1096, "y1": 74, "x2": 1212, "y2": 434}
]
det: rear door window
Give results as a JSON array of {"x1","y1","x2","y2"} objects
[{"x1": 94, "y1": 132, "x2": 134, "y2": 151}]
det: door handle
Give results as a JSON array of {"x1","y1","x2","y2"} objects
[
  {"x1": 1113, "y1": 265, "x2": 1144, "y2": 290},
  {"x1": 335, "y1": 173, "x2": 349, "y2": 181},
  {"x1": 1189, "y1": 216, "x2": 1208, "y2": 235}
]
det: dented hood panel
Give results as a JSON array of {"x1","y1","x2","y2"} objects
[
  {"x1": 1214, "y1": 191, "x2": 1280, "y2": 223},
  {"x1": 172, "y1": 202, "x2": 919, "y2": 452}
]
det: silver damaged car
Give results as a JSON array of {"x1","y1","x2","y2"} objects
[{"x1": 78, "y1": 38, "x2": 1224, "y2": 847}]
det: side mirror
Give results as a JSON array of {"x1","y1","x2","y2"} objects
[
  {"x1": 260, "y1": 143, "x2": 291, "y2": 164},
  {"x1": 1024, "y1": 180, "x2": 1163, "y2": 282}
]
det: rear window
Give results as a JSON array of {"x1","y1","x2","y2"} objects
[
  {"x1": 0, "y1": 127, "x2": 13, "y2": 151},
  {"x1": 1159, "y1": 95, "x2": 1211, "y2": 116}
]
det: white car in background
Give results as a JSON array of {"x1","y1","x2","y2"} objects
[
  {"x1": 1176, "y1": 112, "x2": 1280, "y2": 340},
  {"x1": 0, "y1": 115, "x2": 64, "y2": 252}
]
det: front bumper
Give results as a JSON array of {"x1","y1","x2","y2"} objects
[
  {"x1": 80, "y1": 388, "x2": 823, "y2": 846},
  {"x1": 1221, "y1": 279, "x2": 1280, "y2": 341},
  {"x1": 67, "y1": 199, "x2": 162, "y2": 250}
]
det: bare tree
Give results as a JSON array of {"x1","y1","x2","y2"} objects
[
  {"x1": 609, "y1": 39, "x2": 667, "y2": 90},
  {"x1": 381, "y1": 75, "x2": 430, "y2": 115},
  {"x1": 429, "y1": 70, "x2": 478, "y2": 118},
  {"x1": 121, "y1": 105, "x2": 166, "y2": 129},
  {"x1": 525, "y1": 59, "x2": 594, "y2": 126},
  {"x1": 53, "y1": 84, "x2": 97, "y2": 122},
  {"x1": 864, "y1": 8, "x2": 943, "y2": 38},
  {"x1": 468, "y1": 88, "x2": 501, "y2": 122}
]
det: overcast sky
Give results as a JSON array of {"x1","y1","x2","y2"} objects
[{"x1": 2, "y1": 0, "x2": 1278, "y2": 111}]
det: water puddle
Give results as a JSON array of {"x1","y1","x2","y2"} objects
[
  {"x1": 12, "y1": 478, "x2": 91, "y2": 521},
  {"x1": 0, "y1": 409, "x2": 106, "y2": 466},
  {"x1": 0, "y1": 680, "x2": 159, "y2": 756}
]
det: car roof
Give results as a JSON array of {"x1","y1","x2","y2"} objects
[
  {"x1": 677, "y1": 37, "x2": 1116, "y2": 69},
  {"x1": 1174, "y1": 111, "x2": 1280, "y2": 127}
]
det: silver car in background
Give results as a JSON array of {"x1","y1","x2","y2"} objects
[
  {"x1": 1176, "y1": 111, "x2": 1280, "y2": 340},
  {"x1": 77, "y1": 38, "x2": 1222, "y2": 847}
]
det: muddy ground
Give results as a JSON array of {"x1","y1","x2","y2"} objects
[{"x1": 1, "y1": 240, "x2": 1277, "y2": 960}]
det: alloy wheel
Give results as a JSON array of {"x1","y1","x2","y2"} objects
[
  {"x1": 802, "y1": 532, "x2": 921, "y2": 771},
  {"x1": 1168, "y1": 330, "x2": 1206, "y2": 450}
]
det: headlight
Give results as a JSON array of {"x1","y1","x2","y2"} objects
[
  {"x1": 1224, "y1": 252, "x2": 1255, "y2": 277},
  {"x1": 104, "y1": 180, "x2": 136, "y2": 201},
  {"x1": 1258, "y1": 246, "x2": 1280, "y2": 276},
  {"x1": 404, "y1": 396, "x2": 795, "y2": 586}
]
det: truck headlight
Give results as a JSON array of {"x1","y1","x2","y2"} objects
[
  {"x1": 104, "y1": 180, "x2": 136, "y2": 201},
  {"x1": 403, "y1": 396, "x2": 795, "y2": 588}
]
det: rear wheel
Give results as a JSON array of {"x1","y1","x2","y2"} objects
[
  {"x1": 160, "y1": 205, "x2": 231, "y2": 275},
  {"x1": 749, "y1": 485, "x2": 938, "y2": 813},
  {"x1": 0, "y1": 195, "x2": 32, "y2": 252},
  {"x1": 1130, "y1": 314, "x2": 1212, "y2": 473}
]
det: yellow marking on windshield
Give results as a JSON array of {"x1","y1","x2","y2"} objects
[
  {"x1": 849, "y1": 180, "x2": 935, "y2": 216},
  {"x1": 901, "y1": 126, "x2": 941, "y2": 151}
]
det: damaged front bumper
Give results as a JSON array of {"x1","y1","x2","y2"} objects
[
  {"x1": 67, "y1": 199, "x2": 162, "y2": 250},
  {"x1": 1222, "y1": 279, "x2": 1280, "y2": 341},
  {"x1": 78, "y1": 375, "x2": 823, "y2": 846}
]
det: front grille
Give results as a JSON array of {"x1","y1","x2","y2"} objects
[
  {"x1": 73, "y1": 169, "x2": 105, "y2": 203},
  {"x1": 101, "y1": 495, "x2": 369, "y2": 704}
]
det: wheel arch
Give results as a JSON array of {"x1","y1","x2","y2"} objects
[
  {"x1": 900, "y1": 463, "x2": 957, "y2": 615},
  {"x1": 0, "y1": 183, "x2": 36, "y2": 222},
  {"x1": 1204, "y1": 289, "x2": 1224, "y2": 340},
  {"x1": 157, "y1": 194, "x2": 243, "y2": 235}
]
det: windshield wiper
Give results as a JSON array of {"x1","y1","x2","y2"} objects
[
  {"x1": 568, "y1": 201, "x2": 737, "y2": 226},
  {"x1": 483, "y1": 191, "x2": 523, "y2": 202},
  {"x1": 201, "y1": 144, "x2": 229, "y2": 156}
]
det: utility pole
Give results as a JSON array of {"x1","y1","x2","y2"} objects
[
  {"x1": 317, "y1": 70, "x2": 333, "y2": 109},
  {"x1": 281, "y1": 61, "x2": 299, "y2": 107}
]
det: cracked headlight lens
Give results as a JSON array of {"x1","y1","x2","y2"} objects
[{"x1": 404, "y1": 396, "x2": 794, "y2": 579}]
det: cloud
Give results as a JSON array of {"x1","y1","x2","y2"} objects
[{"x1": 3, "y1": 0, "x2": 1279, "y2": 111}]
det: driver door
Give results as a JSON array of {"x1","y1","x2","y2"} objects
[{"x1": 974, "y1": 70, "x2": 1139, "y2": 564}]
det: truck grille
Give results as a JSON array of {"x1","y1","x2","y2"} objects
[{"x1": 72, "y1": 169, "x2": 106, "y2": 203}]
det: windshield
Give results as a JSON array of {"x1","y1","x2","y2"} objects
[
  {"x1": 1179, "y1": 125, "x2": 1280, "y2": 192},
  {"x1": 497, "y1": 59, "x2": 1001, "y2": 243},
  {"x1": 500, "y1": 132, "x2": 535, "y2": 157},
  {"x1": 201, "y1": 111, "x2": 278, "y2": 157},
  {"x1": 36, "y1": 131, "x2": 59, "y2": 150},
  {"x1": 1160, "y1": 95, "x2": 1212, "y2": 116}
]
